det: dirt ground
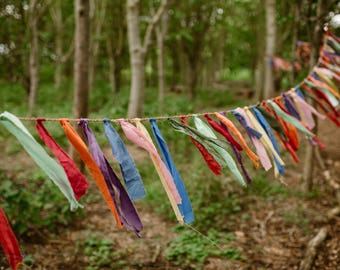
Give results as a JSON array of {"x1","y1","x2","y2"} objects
[{"x1": 0, "y1": 118, "x2": 339, "y2": 270}]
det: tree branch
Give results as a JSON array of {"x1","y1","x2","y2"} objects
[{"x1": 142, "y1": 0, "x2": 168, "y2": 54}]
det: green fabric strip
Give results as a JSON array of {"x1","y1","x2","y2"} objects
[
  {"x1": 266, "y1": 101, "x2": 314, "y2": 137},
  {"x1": 193, "y1": 116, "x2": 246, "y2": 186},
  {"x1": 304, "y1": 79, "x2": 339, "y2": 107},
  {"x1": 0, "y1": 111, "x2": 81, "y2": 211}
]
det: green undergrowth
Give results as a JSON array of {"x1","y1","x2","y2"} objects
[
  {"x1": 0, "y1": 169, "x2": 83, "y2": 238},
  {"x1": 166, "y1": 227, "x2": 242, "y2": 269}
]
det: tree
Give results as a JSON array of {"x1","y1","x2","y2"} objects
[
  {"x1": 88, "y1": 0, "x2": 107, "y2": 89},
  {"x1": 73, "y1": 0, "x2": 90, "y2": 120},
  {"x1": 126, "y1": 0, "x2": 167, "y2": 118},
  {"x1": 49, "y1": 0, "x2": 74, "y2": 89},
  {"x1": 263, "y1": 0, "x2": 276, "y2": 99},
  {"x1": 303, "y1": 0, "x2": 328, "y2": 191},
  {"x1": 155, "y1": 0, "x2": 169, "y2": 111},
  {"x1": 28, "y1": 0, "x2": 40, "y2": 116},
  {"x1": 105, "y1": 0, "x2": 127, "y2": 94}
]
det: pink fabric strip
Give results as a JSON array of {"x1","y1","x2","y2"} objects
[
  {"x1": 234, "y1": 108, "x2": 272, "y2": 171},
  {"x1": 290, "y1": 92, "x2": 326, "y2": 129},
  {"x1": 119, "y1": 120, "x2": 182, "y2": 204}
]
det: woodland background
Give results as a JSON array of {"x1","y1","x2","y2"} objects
[{"x1": 0, "y1": 0, "x2": 340, "y2": 269}]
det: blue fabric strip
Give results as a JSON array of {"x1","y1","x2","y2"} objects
[
  {"x1": 103, "y1": 119, "x2": 146, "y2": 201},
  {"x1": 252, "y1": 108, "x2": 285, "y2": 175},
  {"x1": 150, "y1": 118, "x2": 194, "y2": 223}
]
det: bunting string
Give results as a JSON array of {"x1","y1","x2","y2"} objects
[{"x1": 0, "y1": 30, "x2": 339, "y2": 270}]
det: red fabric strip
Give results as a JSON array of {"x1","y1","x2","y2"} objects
[
  {"x1": 180, "y1": 117, "x2": 222, "y2": 175},
  {"x1": 0, "y1": 206, "x2": 23, "y2": 270},
  {"x1": 36, "y1": 119, "x2": 88, "y2": 200},
  {"x1": 204, "y1": 114, "x2": 243, "y2": 151}
]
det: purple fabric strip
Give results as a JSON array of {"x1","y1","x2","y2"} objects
[
  {"x1": 78, "y1": 119, "x2": 143, "y2": 236},
  {"x1": 282, "y1": 93, "x2": 301, "y2": 120}
]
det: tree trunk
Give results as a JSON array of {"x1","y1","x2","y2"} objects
[
  {"x1": 214, "y1": 29, "x2": 225, "y2": 83},
  {"x1": 156, "y1": 0, "x2": 168, "y2": 112},
  {"x1": 263, "y1": 0, "x2": 276, "y2": 99},
  {"x1": 28, "y1": 0, "x2": 40, "y2": 116},
  {"x1": 73, "y1": 0, "x2": 90, "y2": 119},
  {"x1": 126, "y1": 0, "x2": 167, "y2": 118},
  {"x1": 52, "y1": 0, "x2": 63, "y2": 89},
  {"x1": 303, "y1": 0, "x2": 327, "y2": 191},
  {"x1": 126, "y1": 0, "x2": 145, "y2": 118},
  {"x1": 106, "y1": 37, "x2": 117, "y2": 95},
  {"x1": 88, "y1": 0, "x2": 107, "y2": 89},
  {"x1": 290, "y1": 1, "x2": 302, "y2": 84},
  {"x1": 188, "y1": 61, "x2": 198, "y2": 100}
]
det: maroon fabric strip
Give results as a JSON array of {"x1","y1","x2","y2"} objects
[
  {"x1": 36, "y1": 119, "x2": 88, "y2": 200},
  {"x1": 180, "y1": 116, "x2": 222, "y2": 175},
  {"x1": 0, "y1": 206, "x2": 23, "y2": 270}
]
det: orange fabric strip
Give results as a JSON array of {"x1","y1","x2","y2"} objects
[
  {"x1": 214, "y1": 112, "x2": 259, "y2": 168},
  {"x1": 59, "y1": 119, "x2": 122, "y2": 228}
]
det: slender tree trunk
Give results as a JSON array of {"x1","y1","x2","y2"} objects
[
  {"x1": 303, "y1": 0, "x2": 327, "y2": 191},
  {"x1": 188, "y1": 61, "x2": 198, "y2": 100},
  {"x1": 263, "y1": 0, "x2": 276, "y2": 99},
  {"x1": 28, "y1": 0, "x2": 39, "y2": 116},
  {"x1": 290, "y1": 1, "x2": 302, "y2": 84},
  {"x1": 88, "y1": 0, "x2": 107, "y2": 89},
  {"x1": 214, "y1": 29, "x2": 225, "y2": 82},
  {"x1": 73, "y1": 0, "x2": 90, "y2": 119},
  {"x1": 53, "y1": 0, "x2": 63, "y2": 89},
  {"x1": 127, "y1": 0, "x2": 145, "y2": 118},
  {"x1": 254, "y1": 0, "x2": 265, "y2": 101},
  {"x1": 156, "y1": 0, "x2": 168, "y2": 112},
  {"x1": 106, "y1": 37, "x2": 117, "y2": 95},
  {"x1": 126, "y1": 0, "x2": 167, "y2": 118}
]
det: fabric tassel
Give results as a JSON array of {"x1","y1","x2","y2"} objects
[
  {"x1": 193, "y1": 115, "x2": 246, "y2": 186},
  {"x1": 79, "y1": 120, "x2": 143, "y2": 235},
  {"x1": 180, "y1": 117, "x2": 223, "y2": 175},
  {"x1": 59, "y1": 119, "x2": 123, "y2": 227},
  {"x1": 0, "y1": 206, "x2": 23, "y2": 270},
  {"x1": 119, "y1": 119, "x2": 183, "y2": 223},
  {"x1": 150, "y1": 118, "x2": 194, "y2": 223},
  {"x1": 103, "y1": 119, "x2": 146, "y2": 201},
  {"x1": 232, "y1": 108, "x2": 272, "y2": 171},
  {"x1": 36, "y1": 119, "x2": 88, "y2": 200},
  {"x1": 214, "y1": 112, "x2": 260, "y2": 169},
  {"x1": 204, "y1": 114, "x2": 252, "y2": 184},
  {"x1": 0, "y1": 112, "x2": 80, "y2": 211}
]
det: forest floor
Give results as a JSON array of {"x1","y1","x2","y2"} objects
[{"x1": 0, "y1": 115, "x2": 339, "y2": 270}]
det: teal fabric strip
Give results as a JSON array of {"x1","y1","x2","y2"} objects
[
  {"x1": 193, "y1": 116, "x2": 246, "y2": 186},
  {"x1": 0, "y1": 111, "x2": 81, "y2": 211},
  {"x1": 304, "y1": 79, "x2": 339, "y2": 107},
  {"x1": 168, "y1": 118, "x2": 228, "y2": 167},
  {"x1": 266, "y1": 101, "x2": 314, "y2": 137}
]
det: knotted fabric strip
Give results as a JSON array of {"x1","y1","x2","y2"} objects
[
  {"x1": 59, "y1": 119, "x2": 122, "y2": 227},
  {"x1": 214, "y1": 112, "x2": 259, "y2": 168},
  {"x1": 150, "y1": 118, "x2": 194, "y2": 223},
  {"x1": 0, "y1": 206, "x2": 23, "y2": 270},
  {"x1": 204, "y1": 114, "x2": 252, "y2": 184},
  {"x1": 79, "y1": 119, "x2": 143, "y2": 235},
  {"x1": 36, "y1": 119, "x2": 88, "y2": 200},
  {"x1": 193, "y1": 116, "x2": 246, "y2": 186},
  {"x1": 232, "y1": 108, "x2": 272, "y2": 171},
  {"x1": 170, "y1": 117, "x2": 229, "y2": 169},
  {"x1": 129, "y1": 120, "x2": 183, "y2": 223},
  {"x1": 290, "y1": 92, "x2": 326, "y2": 129},
  {"x1": 266, "y1": 100, "x2": 314, "y2": 137},
  {"x1": 0, "y1": 112, "x2": 80, "y2": 211},
  {"x1": 103, "y1": 119, "x2": 146, "y2": 201}
]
